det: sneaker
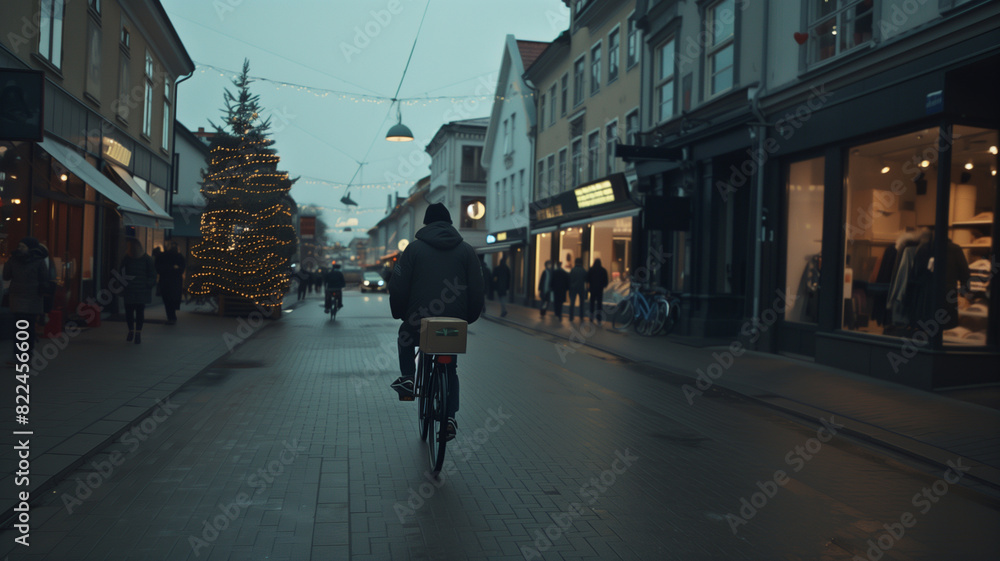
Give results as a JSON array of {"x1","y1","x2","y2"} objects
[
  {"x1": 445, "y1": 418, "x2": 457, "y2": 442},
  {"x1": 391, "y1": 376, "x2": 415, "y2": 400}
]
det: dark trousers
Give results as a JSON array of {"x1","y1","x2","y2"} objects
[
  {"x1": 568, "y1": 290, "x2": 586, "y2": 319},
  {"x1": 398, "y1": 323, "x2": 459, "y2": 418},
  {"x1": 163, "y1": 296, "x2": 180, "y2": 321},
  {"x1": 552, "y1": 291, "x2": 567, "y2": 318},
  {"x1": 12, "y1": 313, "x2": 36, "y2": 361},
  {"x1": 589, "y1": 291, "x2": 604, "y2": 321},
  {"x1": 297, "y1": 283, "x2": 307, "y2": 300},
  {"x1": 325, "y1": 289, "x2": 342, "y2": 310},
  {"x1": 125, "y1": 303, "x2": 146, "y2": 331}
]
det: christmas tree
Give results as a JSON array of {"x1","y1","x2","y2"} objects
[{"x1": 188, "y1": 60, "x2": 297, "y2": 309}]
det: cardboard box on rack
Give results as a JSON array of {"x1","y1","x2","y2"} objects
[{"x1": 419, "y1": 317, "x2": 468, "y2": 354}]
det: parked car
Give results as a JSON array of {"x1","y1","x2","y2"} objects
[{"x1": 361, "y1": 271, "x2": 386, "y2": 293}]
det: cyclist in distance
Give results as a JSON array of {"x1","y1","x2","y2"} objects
[
  {"x1": 324, "y1": 262, "x2": 346, "y2": 313},
  {"x1": 389, "y1": 203, "x2": 485, "y2": 440}
]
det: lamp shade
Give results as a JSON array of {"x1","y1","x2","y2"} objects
[{"x1": 386, "y1": 122, "x2": 414, "y2": 142}]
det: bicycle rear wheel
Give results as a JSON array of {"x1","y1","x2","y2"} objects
[
  {"x1": 611, "y1": 300, "x2": 634, "y2": 330},
  {"x1": 426, "y1": 361, "x2": 448, "y2": 473},
  {"x1": 416, "y1": 352, "x2": 429, "y2": 441},
  {"x1": 641, "y1": 299, "x2": 667, "y2": 336}
]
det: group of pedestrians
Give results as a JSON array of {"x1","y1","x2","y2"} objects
[
  {"x1": 295, "y1": 266, "x2": 329, "y2": 301},
  {"x1": 120, "y1": 239, "x2": 186, "y2": 344},
  {"x1": 537, "y1": 258, "x2": 608, "y2": 322}
]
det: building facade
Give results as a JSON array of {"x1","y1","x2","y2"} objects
[
  {"x1": 425, "y1": 118, "x2": 489, "y2": 249},
  {"x1": 481, "y1": 35, "x2": 548, "y2": 303},
  {"x1": 754, "y1": 0, "x2": 999, "y2": 388},
  {"x1": 525, "y1": 0, "x2": 643, "y2": 303},
  {"x1": 0, "y1": 0, "x2": 192, "y2": 324}
]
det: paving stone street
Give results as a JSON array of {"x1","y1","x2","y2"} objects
[{"x1": 1, "y1": 291, "x2": 999, "y2": 560}]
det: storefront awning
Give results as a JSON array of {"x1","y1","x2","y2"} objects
[
  {"x1": 108, "y1": 164, "x2": 175, "y2": 229},
  {"x1": 476, "y1": 241, "x2": 524, "y2": 254},
  {"x1": 531, "y1": 226, "x2": 558, "y2": 234},
  {"x1": 560, "y1": 207, "x2": 640, "y2": 228},
  {"x1": 38, "y1": 136, "x2": 166, "y2": 228}
]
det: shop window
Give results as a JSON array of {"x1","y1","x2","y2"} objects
[
  {"x1": 38, "y1": 0, "x2": 65, "y2": 68},
  {"x1": 785, "y1": 157, "x2": 825, "y2": 324},
  {"x1": 534, "y1": 232, "x2": 553, "y2": 298},
  {"x1": 807, "y1": 0, "x2": 874, "y2": 66},
  {"x1": 841, "y1": 126, "x2": 996, "y2": 347},
  {"x1": 944, "y1": 126, "x2": 996, "y2": 346},
  {"x1": 591, "y1": 216, "x2": 632, "y2": 286}
]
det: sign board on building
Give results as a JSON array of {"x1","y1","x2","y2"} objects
[
  {"x1": 0, "y1": 69, "x2": 44, "y2": 141},
  {"x1": 300, "y1": 216, "x2": 316, "y2": 238}
]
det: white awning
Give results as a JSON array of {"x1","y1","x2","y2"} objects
[
  {"x1": 108, "y1": 163, "x2": 174, "y2": 229},
  {"x1": 39, "y1": 136, "x2": 168, "y2": 228}
]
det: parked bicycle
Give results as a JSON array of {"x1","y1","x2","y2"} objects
[{"x1": 611, "y1": 278, "x2": 680, "y2": 336}]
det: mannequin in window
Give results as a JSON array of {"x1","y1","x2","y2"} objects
[{"x1": 912, "y1": 230, "x2": 969, "y2": 331}]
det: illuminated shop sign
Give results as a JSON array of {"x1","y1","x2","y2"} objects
[
  {"x1": 574, "y1": 180, "x2": 615, "y2": 208},
  {"x1": 496, "y1": 232, "x2": 507, "y2": 241},
  {"x1": 537, "y1": 204, "x2": 563, "y2": 220},
  {"x1": 103, "y1": 138, "x2": 133, "y2": 167}
]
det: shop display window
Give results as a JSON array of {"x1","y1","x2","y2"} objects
[
  {"x1": 842, "y1": 126, "x2": 996, "y2": 346},
  {"x1": 534, "y1": 232, "x2": 553, "y2": 298},
  {"x1": 590, "y1": 216, "x2": 632, "y2": 292},
  {"x1": 785, "y1": 157, "x2": 825, "y2": 324}
]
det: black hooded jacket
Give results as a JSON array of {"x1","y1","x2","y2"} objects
[{"x1": 389, "y1": 221, "x2": 485, "y2": 328}]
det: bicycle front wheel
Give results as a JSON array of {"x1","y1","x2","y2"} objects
[
  {"x1": 426, "y1": 362, "x2": 448, "y2": 473},
  {"x1": 611, "y1": 300, "x2": 634, "y2": 330},
  {"x1": 643, "y1": 299, "x2": 668, "y2": 336}
]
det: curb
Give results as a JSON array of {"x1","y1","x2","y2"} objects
[{"x1": 481, "y1": 312, "x2": 1000, "y2": 495}]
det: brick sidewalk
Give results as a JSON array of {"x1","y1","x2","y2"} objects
[
  {"x1": 481, "y1": 298, "x2": 1000, "y2": 492},
  {"x1": 0, "y1": 298, "x2": 300, "y2": 523}
]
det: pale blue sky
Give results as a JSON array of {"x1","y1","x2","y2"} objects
[{"x1": 160, "y1": 0, "x2": 570, "y2": 242}]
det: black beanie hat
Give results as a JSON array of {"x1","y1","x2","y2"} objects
[
  {"x1": 21, "y1": 236, "x2": 40, "y2": 249},
  {"x1": 423, "y1": 203, "x2": 452, "y2": 225}
]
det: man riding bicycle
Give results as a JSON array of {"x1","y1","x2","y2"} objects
[
  {"x1": 388, "y1": 203, "x2": 484, "y2": 441},
  {"x1": 324, "y1": 262, "x2": 346, "y2": 313}
]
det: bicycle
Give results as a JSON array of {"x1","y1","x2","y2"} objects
[
  {"x1": 325, "y1": 289, "x2": 342, "y2": 320},
  {"x1": 408, "y1": 317, "x2": 467, "y2": 474},
  {"x1": 611, "y1": 278, "x2": 670, "y2": 336}
]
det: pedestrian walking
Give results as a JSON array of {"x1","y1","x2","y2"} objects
[
  {"x1": 587, "y1": 258, "x2": 609, "y2": 324},
  {"x1": 492, "y1": 255, "x2": 511, "y2": 317},
  {"x1": 120, "y1": 238, "x2": 157, "y2": 344},
  {"x1": 550, "y1": 262, "x2": 570, "y2": 320},
  {"x1": 295, "y1": 267, "x2": 310, "y2": 301},
  {"x1": 3, "y1": 236, "x2": 50, "y2": 361},
  {"x1": 156, "y1": 241, "x2": 186, "y2": 325},
  {"x1": 568, "y1": 257, "x2": 587, "y2": 321},
  {"x1": 538, "y1": 260, "x2": 554, "y2": 317}
]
